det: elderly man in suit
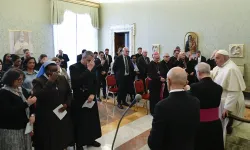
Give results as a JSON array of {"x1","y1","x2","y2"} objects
[
  {"x1": 56, "y1": 49, "x2": 70, "y2": 70},
  {"x1": 148, "y1": 67, "x2": 200, "y2": 150},
  {"x1": 113, "y1": 47, "x2": 134, "y2": 109}
]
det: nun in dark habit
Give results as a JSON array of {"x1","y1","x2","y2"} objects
[{"x1": 32, "y1": 61, "x2": 74, "y2": 150}]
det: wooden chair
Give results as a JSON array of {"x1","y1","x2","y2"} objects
[
  {"x1": 106, "y1": 75, "x2": 118, "y2": 105},
  {"x1": 134, "y1": 79, "x2": 150, "y2": 114}
]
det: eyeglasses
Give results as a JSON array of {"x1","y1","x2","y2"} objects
[
  {"x1": 164, "y1": 56, "x2": 170, "y2": 58},
  {"x1": 17, "y1": 78, "x2": 23, "y2": 82}
]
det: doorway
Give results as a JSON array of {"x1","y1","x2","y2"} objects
[{"x1": 114, "y1": 32, "x2": 129, "y2": 56}]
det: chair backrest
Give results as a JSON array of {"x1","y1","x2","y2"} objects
[
  {"x1": 134, "y1": 79, "x2": 144, "y2": 94},
  {"x1": 145, "y1": 77, "x2": 150, "y2": 91},
  {"x1": 106, "y1": 75, "x2": 116, "y2": 86}
]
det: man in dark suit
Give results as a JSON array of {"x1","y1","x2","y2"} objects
[
  {"x1": 77, "y1": 49, "x2": 86, "y2": 63},
  {"x1": 148, "y1": 67, "x2": 200, "y2": 150},
  {"x1": 104, "y1": 48, "x2": 112, "y2": 67},
  {"x1": 194, "y1": 50, "x2": 206, "y2": 64},
  {"x1": 135, "y1": 47, "x2": 142, "y2": 59},
  {"x1": 113, "y1": 47, "x2": 134, "y2": 109},
  {"x1": 56, "y1": 50, "x2": 70, "y2": 70},
  {"x1": 168, "y1": 49, "x2": 180, "y2": 68},
  {"x1": 137, "y1": 50, "x2": 150, "y2": 92},
  {"x1": 188, "y1": 62, "x2": 224, "y2": 150}
]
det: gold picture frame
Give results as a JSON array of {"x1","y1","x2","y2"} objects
[{"x1": 184, "y1": 32, "x2": 198, "y2": 54}]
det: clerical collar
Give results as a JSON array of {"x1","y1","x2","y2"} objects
[
  {"x1": 170, "y1": 89, "x2": 184, "y2": 93},
  {"x1": 221, "y1": 59, "x2": 230, "y2": 67}
]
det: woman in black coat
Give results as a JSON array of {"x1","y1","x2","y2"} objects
[{"x1": 0, "y1": 68, "x2": 37, "y2": 150}]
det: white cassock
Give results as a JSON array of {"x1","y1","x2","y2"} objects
[{"x1": 211, "y1": 59, "x2": 250, "y2": 142}]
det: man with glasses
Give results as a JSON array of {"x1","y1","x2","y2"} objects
[
  {"x1": 113, "y1": 47, "x2": 134, "y2": 109},
  {"x1": 160, "y1": 53, "x2": 171, "y2": 98},
  {"x1": 148, "y1": 52, "x2": 165, "y2": 115}
]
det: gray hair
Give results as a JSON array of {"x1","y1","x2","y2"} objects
[
  {"x1": 82, "y1": 51, "x2": 94, "y2": 59},
  {"x1": 195, "y1": 62, "x2": 210, "y2": 75}
]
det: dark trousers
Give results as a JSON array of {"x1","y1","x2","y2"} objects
[
  {"x1": 96, "y1": 76, "x2": 107, "y2": 98},
  {"x1": 117, "y1": 75, "x2": 133, "y2": 104},
  {"x1": 149, "y1": 80, "x2": 161, "y2": 114}
]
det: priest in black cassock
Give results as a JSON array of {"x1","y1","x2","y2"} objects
[
  {"x1": 70, "y1": 51, "x2": 101, "y2": 150},
  {"x1": 148, "y1": 52, "x2": 166, "y2": 115},
  {"x1": 32, "y1": 61, "x2": 74, "y2": 150},
  {"x1": 159, "y1": 53, "x2": 171, "y2": 98},
  {"x1": 187, "y1": 62, "x2": 224, "y2": 150}
]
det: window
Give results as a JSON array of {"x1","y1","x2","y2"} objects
[{"x1": 53, "y1": 11, "x2": 98, "y2": 68}]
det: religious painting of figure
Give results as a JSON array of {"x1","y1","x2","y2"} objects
[
  {"x1": 229, "y1": 44, "x2": 244, "y2": 58},
  {"x1": 152, "y1": 44, "x2": 160, "y2": 53},
  {"x1": 184, "y1": 32, "x2": 198, "y2": 54},
  {"x1": 9, "y1": 30, "x2": 34, "y2": 55}
]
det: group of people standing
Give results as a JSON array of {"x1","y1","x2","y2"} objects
[
  {"x1": 148, "y1": 49, "x2": 248, "y2": 150},
  {"x1": 0, "y1": 49, "x2": 102, "y2": 150}
]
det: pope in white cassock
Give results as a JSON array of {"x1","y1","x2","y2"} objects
[
  {"x1": 14, "y1": 31, "x2": 29, "y2": 55},
  {"x1": 211, "y1": 50, "x2": 250, "y2": 143}
]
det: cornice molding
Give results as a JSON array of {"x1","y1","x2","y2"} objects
[{"x1": 62, "y1": 0, "x2": 100, "y2": 8}]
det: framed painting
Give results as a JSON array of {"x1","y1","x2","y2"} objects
[
  {"x1": 184, "y1": 32, "x2": 198, "y2": 54},
  {"x1": 9, "y1": 30, "x2": 33, "y2": 55},
  {"x1": 152, "y1": 44, "x2": 160, "y2": 53}
]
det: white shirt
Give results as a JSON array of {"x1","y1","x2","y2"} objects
[
  {"x1": 132, "y1": 62, "x2": 139, "y2": 72},
  {"x1": 198, "y1": 56, "x2": 201, "y2": 63},
  {"x1": 169, "y1": 89, "x2": 184, "y2": 93},
  {"x1": 123, "y1": 55, "x2": 129, "y2": 76}
]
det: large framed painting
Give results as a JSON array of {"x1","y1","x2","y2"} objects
[
  {"x1": 9, "y1": 30, "x2": 34, "y2": 55},
  {"x1": 229, "y1": 44, "x2": 244, "y2": 58},
  {"x1": 184, "y1": 32, "x2": 198, "y2": 54}
]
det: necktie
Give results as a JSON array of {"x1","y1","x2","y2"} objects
[
  {"x1": 125, "y1": 56, "x2": 129, "y2": 74},
  {"x1": 106, "y1": 55, "x2": 109, "y2": 64},
  {"x1": 145, "y1": 57, "x2": 148, "y2": 64}
]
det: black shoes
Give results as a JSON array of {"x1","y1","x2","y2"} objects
[
  {"x1": 117, "y1": 104, "x2": 124, "y2": 109},
  {"x1": 88, "y1": 141, "x2": 101, "y2": 147},
  {"x1": 122, "y1": 102, "x2": 129, "y2": 106}
]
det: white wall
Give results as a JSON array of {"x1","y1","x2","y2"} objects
[
  {"x1": 0, "y1": 0, "x2": 53, "y2": 59},
  {"x1": 99, "y1": 0, "x2": 250, "y2": 91}
]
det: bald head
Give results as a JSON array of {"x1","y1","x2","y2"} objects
[
  {"x1": 167, "y1": 67, "x2": 187, "y2": 89},
  {"x1": 142, "y1": 50, "x2": 148, "y2": 57},
  {"x1": 152, "y1": 52, "x2": 160, "y2": 62},
  {"x1": 123, "y1": 47, "x2": 129, "y2": 56}
]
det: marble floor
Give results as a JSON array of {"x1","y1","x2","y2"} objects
[
  {"x1": 79, "y1": 98, "x2": 250, "y2": 150},
  {"x1": 85, "y1": 98, "x2": 151, "y2": 150}
]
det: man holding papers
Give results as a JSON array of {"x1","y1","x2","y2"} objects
[
  {"x1": 32, "y1": 61, "x2": 74, "y2": 150},
  {"x1": 70, "y1": 51, "x2": 102, "y2": 150}
]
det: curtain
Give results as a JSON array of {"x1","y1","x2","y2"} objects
[
  {"x1": 53, "y1": 11, "x2": 98, "y2": 68},
  {"x1": 51, "y1": 0, "x2": 99, "y2": 29}
]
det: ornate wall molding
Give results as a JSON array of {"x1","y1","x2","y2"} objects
[{"x1": 110, "y1": 23, "x2": 136, "y2": 57}]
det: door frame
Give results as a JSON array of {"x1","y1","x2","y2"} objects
[{"x1": 110, "y1": 23, "x2": 135, "y2": 58}]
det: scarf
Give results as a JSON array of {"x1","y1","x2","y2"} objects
[{"x1": 2, "y1": 85, "x2": 30, "y2": 119}]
